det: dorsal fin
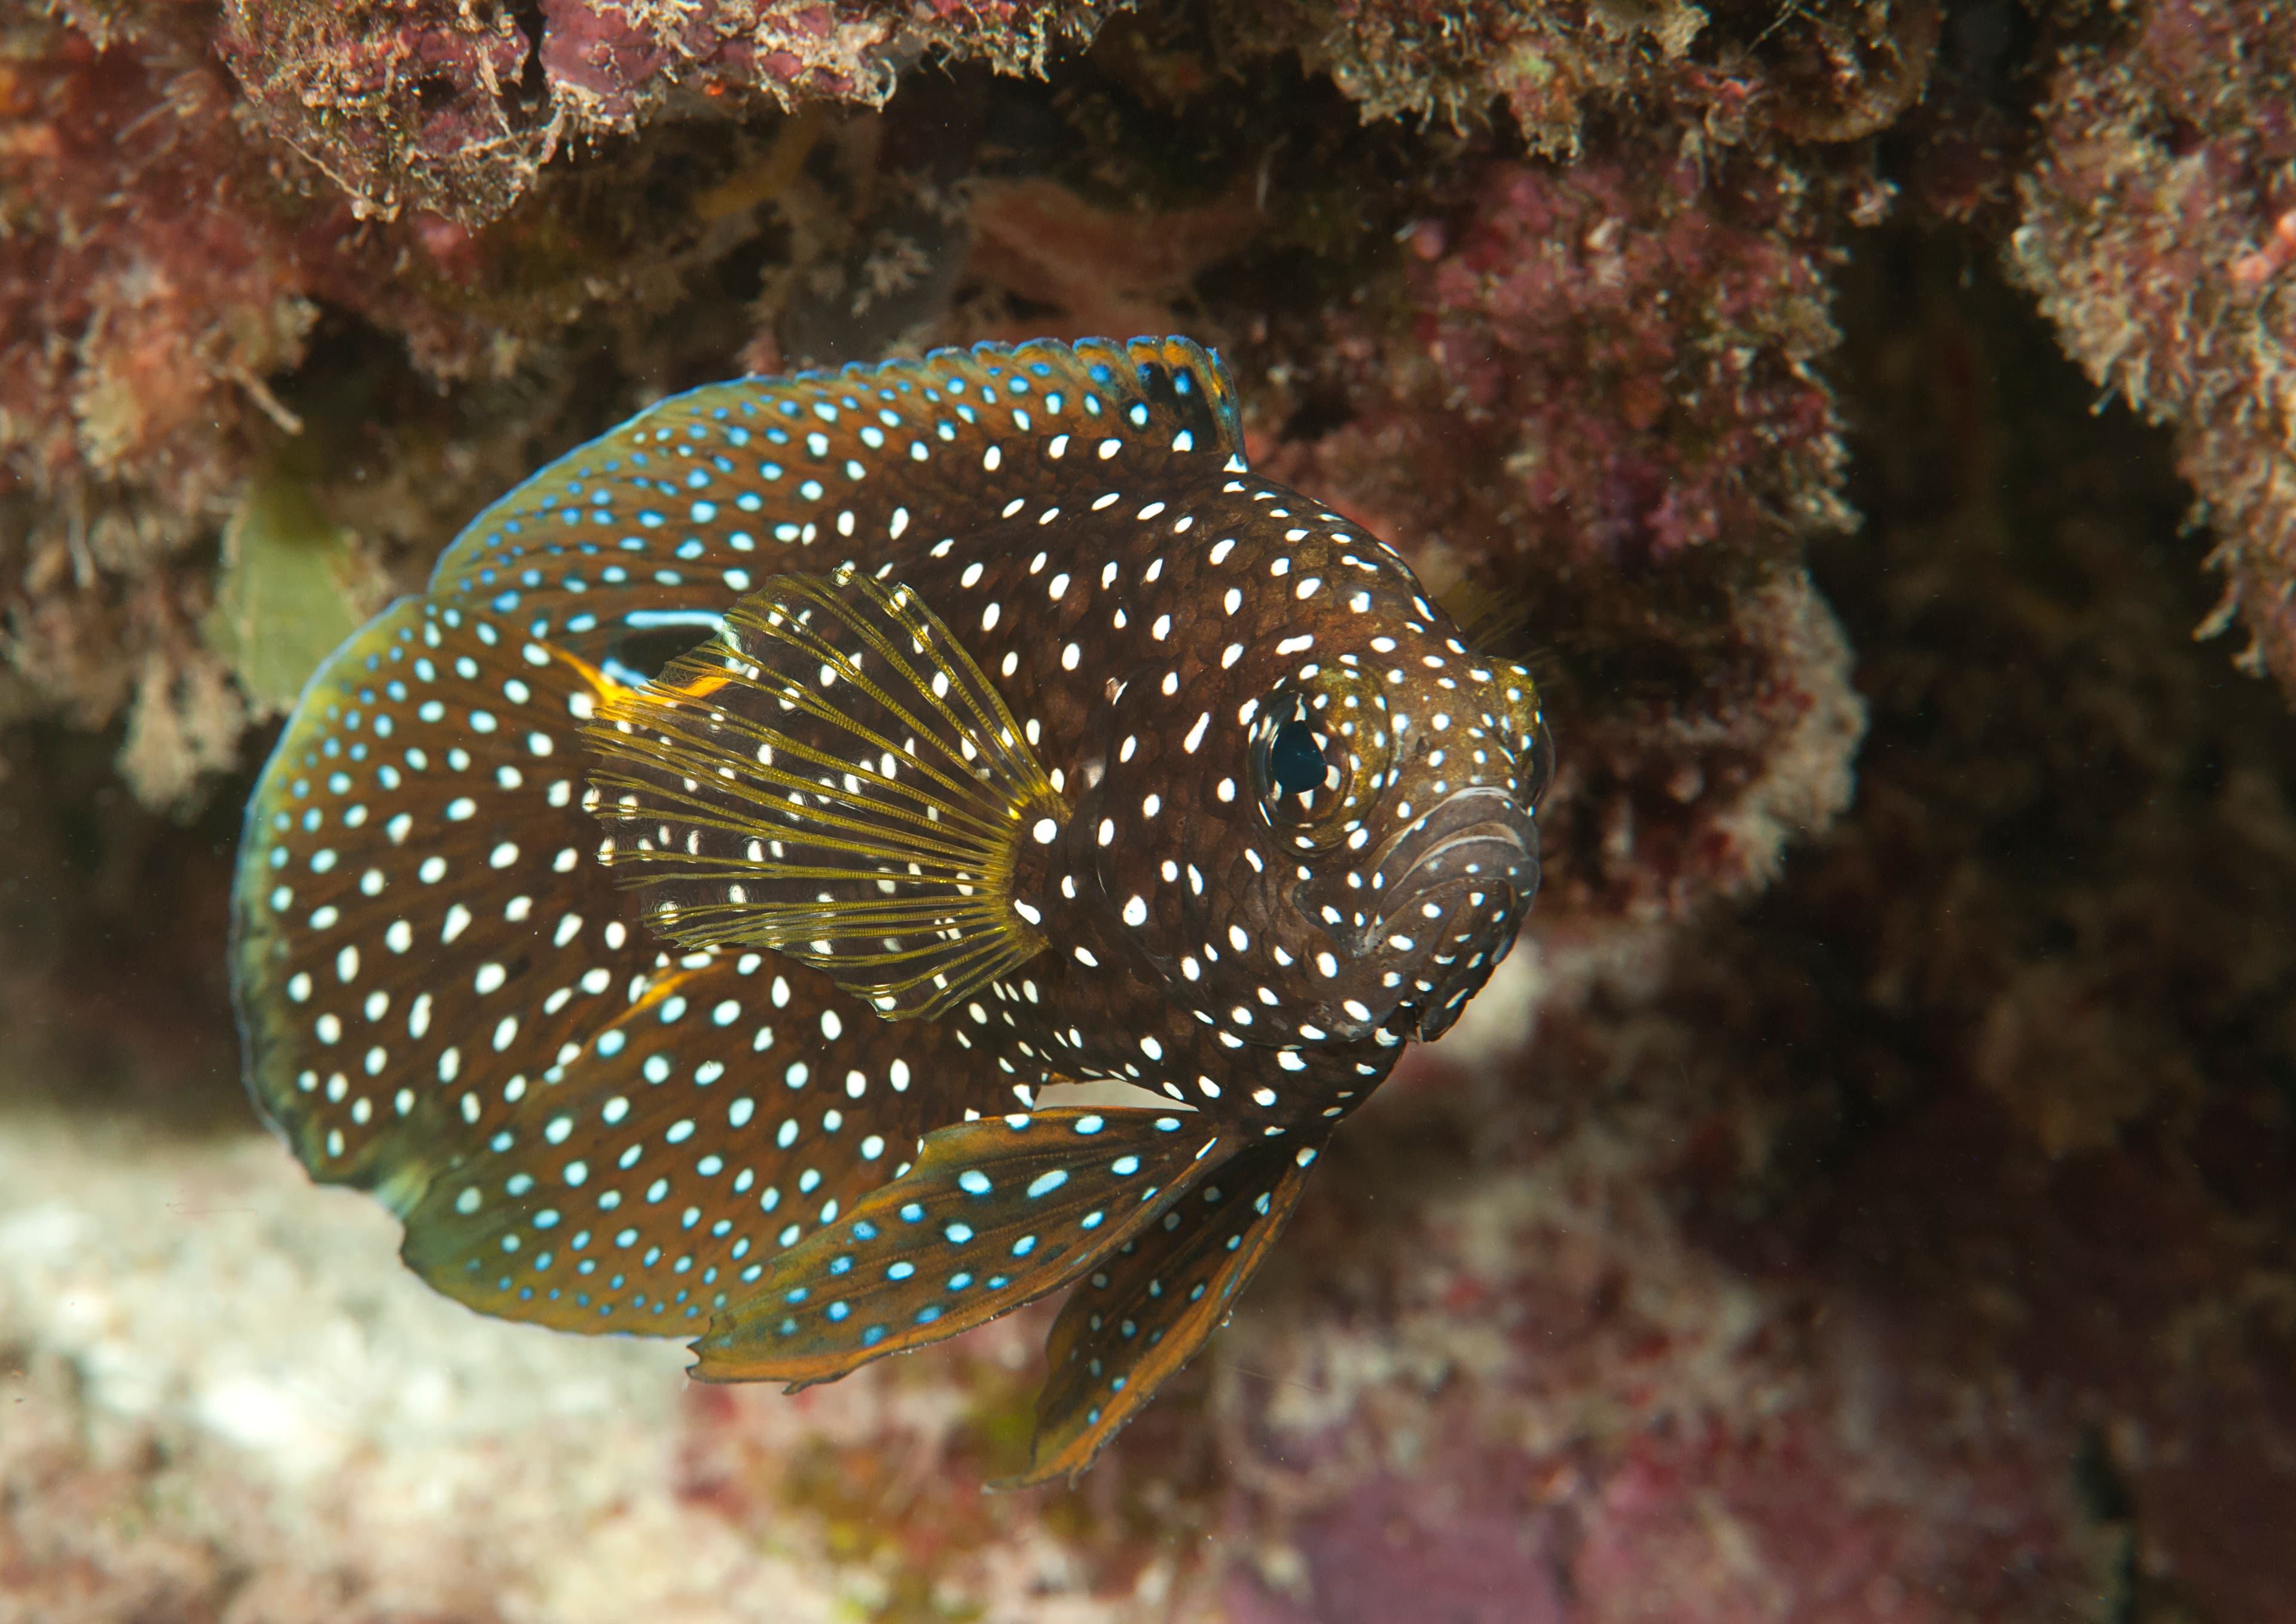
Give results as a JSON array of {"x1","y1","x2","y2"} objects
[
  {"x1": 584, "y1": 568, "x2": 1065, "y2": 1020},
  {"x1": 427, "y1": 337, "x2": 1247, "y2": 666}
]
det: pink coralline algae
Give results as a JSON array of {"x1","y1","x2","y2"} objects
[
  {"x1": 1255, "y1": 150, "x2": 1864, "y2": 921},
  {"x1": 7, "y1": 1, "x2": 1124, "y2": 803},
  {"x1": 217, "y1": 1, "x2": 546, "y2": 225},
  {"x1": 1, "y1": 28, "x2": 301, "y2": 520},
  {"x1": 0, "y1": 6, "x2": 526, "y2": 802},
  {"x1": 1266, "y1": 0, "x2": 1939, "y2": 156},
  {"x1": 0, "y1": 13, "x2": 323, "y2": 800},
  {"x1": 220, "y1": 0, "x2": 1120, "y2": 225},
  {"x1": 2011, "y1": 0, "x2": 2296, "y2": 696},
  {"x1": 1201, "y1": 1060, "x2": 2115, "y2": 1622},
  {"x1": 1399, "y1": 157, "x2": 1849, "y2": 566}
]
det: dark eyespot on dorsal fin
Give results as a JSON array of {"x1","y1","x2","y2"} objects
[
  {"x1": 426, "y1": 336, "x2": 1247, "y2": 666},
  {"x1": 585, "y1": 568, "x2": 1067, "y2": 1021}
]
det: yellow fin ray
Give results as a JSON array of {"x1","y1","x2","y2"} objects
[
  {"x1": 587, "y1": 570, "x2": 1065, "y2": 1019},
  {"x1": 1435, "y1": 574, "x2": 1540, "y2": 659}
]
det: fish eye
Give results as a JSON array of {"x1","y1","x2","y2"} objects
[
  {"x1": 1268, "y1": 718, "x2": 1324, "y2": 798},
  {"x1": 1248, "y1": 670, "x2": 1394, "y2": 849}
]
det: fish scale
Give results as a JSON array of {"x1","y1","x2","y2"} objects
[
  {"x1": 233, "y1": 597, "x2": 661, "y2": 1205},
  {"x1": 399, "y1": 950, "x2": 1004, "y2": 1331},
  {"x1": 233, "y1": 335, "x2": 1548, "y2": 1485}
]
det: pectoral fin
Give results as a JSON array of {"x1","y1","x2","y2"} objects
[{"x1": 587, "y1": 567, "x2": 1065, "y2": 1020}]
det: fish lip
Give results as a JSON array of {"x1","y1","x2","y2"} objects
[
  {"x1": 1378, "y1": 790, "x2": 1538, "y2": 1042},
  {"x1": 1299, "y1": 786, "x2": 1538, "y2": 954},
  {"x1": 1372, "y1": 787, "x2": 1540, "y2": 933},
  {"x1": 1287, "y1": 786, "x2": 1537, "y2": 1042}
]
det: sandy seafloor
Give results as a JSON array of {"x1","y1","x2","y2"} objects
[
  {"x1": 0, "y1": 1107, "x2": 1109, "y2": 1622},
  {"x1": 0, "y1": 1106, "x2": 846, "y2": 1623},
  {"x1": 0, "y1": 955, "x2": 1543, "y2": 1624}
]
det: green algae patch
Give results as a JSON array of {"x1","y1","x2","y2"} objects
[{"x1": 203, "y1": 471, "x2": 374, "y2": 718}]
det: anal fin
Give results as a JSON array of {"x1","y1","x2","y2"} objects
[{"x1": 692, "y1": 1107, "x2": 1232, "y2": 1386}]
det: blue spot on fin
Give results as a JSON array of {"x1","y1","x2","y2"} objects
[
  {"x1": 999, "y1": 1132, "x2": 1328, "y2": 1487},
  {"x1": 689, "y1": 1108, "x2": 1239, "y2": 1388}
]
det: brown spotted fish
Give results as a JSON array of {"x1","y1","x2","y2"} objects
[{"x1": 231, "y1": 337, "x2": 1551, "y2": 1483}]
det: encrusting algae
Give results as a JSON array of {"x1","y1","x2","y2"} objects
[{"x1": 229, "y1": 336, "x2": 1550, "y2": 1484}]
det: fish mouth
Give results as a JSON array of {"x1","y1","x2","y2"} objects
[
  {"x1": 1374, "y1": 786, "x2": 1540, "y2": 921},
  {"x1": 1293, "y1": 786, "x2": 1540, "y2": 1041}
]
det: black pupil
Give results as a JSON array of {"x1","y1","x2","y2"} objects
[{"x1": 1269, "y1": 719, "x2": 1324, "y2": 798}]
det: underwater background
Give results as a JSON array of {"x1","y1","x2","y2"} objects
[{"x1": 3, "y1": 1, "x2": 2294, "y2": 1619}]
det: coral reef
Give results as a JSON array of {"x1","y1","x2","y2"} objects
[
  {"x1": 1, "y1": 7, "x2": 312, "y2": 804},
  {"x1": 8, "y1": 218, "x2": 2292, "y2": 1624},
  {"x1": 2011, "y1": 0, "x2": 2296, "y2": 696},
  {"x1": 0, "y1": 4, "x2": 526, "y2": 802},
  {"x1": 1, "y1": 0, "x2": 1117, "y2": 808},
  {"x1": 4, "y1": 0, "x2": 2296, "y2": 1619},
  {"x1": 219, "y1": 0, "x2": 1119, "y2": 227},
  {"x1": 2, "y1": 0, "x2": 1889, "y2": 940},
  {"x1": 1249, "y1": 142, "x2": 1867, "y2": 920},
  {"x1": 1247, "y1": 0, "x2": 1938, "y2": 157},
  {"x1": 216, "y1": 0, "x2": 542, "y2": 226}
]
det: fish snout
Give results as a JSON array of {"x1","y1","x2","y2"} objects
[
  {"x1": 1292, "y1": 785, "x2": 1540, "y2": 1039},
  {"x1": 1372, "y1": 787, "x2": 1539, "y2": 923}
]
